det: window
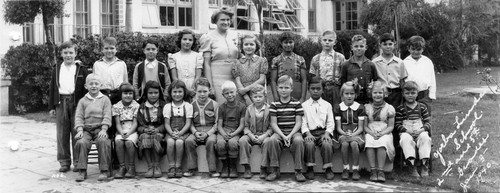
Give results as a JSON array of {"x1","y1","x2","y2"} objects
[
  {"x1": 346, "y1": 1, "x2": 358, "y2": 30},
  {"x1": 335, "y1": 1, "x2": 341, "y2": 31},
  {"x1": 308, "y1": 0, "x2": 316, "y2": 32},
  {"x1": 142, "y1": 0, "x2": 194, "y2": 28},
  {"x1": 209, "y1": 0, "x2": 218, "y2": 7},
  {"x1": 263, "y1": 0, "x2": 303, "y2": 31},
  {"x1": 101, "y1": 0, "x2": 115, "y2": 35},
  {"x1": 75, "y1": 0, "x2": 90, "y2": 37},
  {"x1": 23, "y1": 23, "x2": 34, "y2": 44}
]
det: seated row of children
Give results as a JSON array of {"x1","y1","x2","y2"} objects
[{"x1": 67, "y1": 71, "x2": 431, "y2": 183}]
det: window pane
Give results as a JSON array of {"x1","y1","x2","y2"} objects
[
  {"x1": 186, "y1": 8, "x2": 192, "y2": 26},
  {"x1": 179, "y1": 7, "x2": 185, "y2": 26},
  {"x1": 167, "y1": 6, "x2": 174, "y2": 26},
  {"x1": 159, "y1": 0, "x2": 174, "y2": 4},
  {"x1": 160, "y1": 6, "x2": 167, "y2": 25},
  {"x1": 209, "y1": 0, "x2": 218, "y2": 7},
  {"x1": 335, "y1": 1, "x2": 340, "y2": 11}
]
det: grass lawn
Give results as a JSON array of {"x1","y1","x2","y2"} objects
[
  {"x1": 19, "y1": 67, "x2": 500, "y2": 192},
  {"x1": 392, "y1": 67, "x2": 500, "y2": 192}
]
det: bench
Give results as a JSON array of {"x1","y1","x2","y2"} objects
[{"x1": 134, "y1": 145, "x2": 393, "y2": 173}]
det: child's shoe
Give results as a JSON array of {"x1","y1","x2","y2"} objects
[
  {"x1": 242, "y1": 165, "x2": 252, "y2": 179},
  {"x1": 305, "y1": 167, "x2": 314, "y2": 180},
  {"x1": 183, "y1": 169, "x2": 196, "y2": 177},
  {"x1": 114, "y1": 165, "x2": 126, "y2": 179},
  {"x1": 220, "y1": 159, "x2": 229, "y2": 178},
  {"x1": 295, "y1": 171, "x2": 306, "y2": 182},
  {"x1": 325, "y1": 168, "x2": 334, "y2": 180},
  {"x1": 411, "y1": 165, "x2": 420, "y2": 178},
  {"x1": 58, "y1": 165, "x2": 70, "y2": 173},
  {"x1": 259, "y1": 167, "x2": 268, "y2": 179},
  {"x1": 265, "y1": 167, "x2": 279, "y2": 181},
  {"x1": 144, "y1": 166, "x2": 154, "y2": 178},
  {"x1": 370, "y1": 169, "x2": 378, "y2": 182},
  {"x1": 341, "y1": 169, "x2": 349, "y2": 180},
  {"x1": 421, "y1": 164, "x2": 429, "y2": 177},
  {"x1": 377, "y1": 170, "x2": 386, "y2": 182},
  {"x1": 153, "y1": 166, "x2": 162, "y2": 178},
  {"x1": 229, "y1": 158, "x2": 238, "y2": 178},
  {"x1": 75, "y1": 169, "x2": 87, "y2": 182},
  {"x1": 125, "y1": 165, "x2": 136, "y2": 178},
  {"x1": 167, "y1": 167, "x2": 176, "y2": 178},
  {"x1": 175, "y1": 167, "x2": 183, "y2": 178},
  {"x1": 72, "y1": 166, "x2": 79, "y2": 173},
  {"x1": 210, "y1": 171, "x2": 220, "y2": 178},
  {"x1": 352, "y1": 170, "x2": 360, "y2": 180},
  {"x1": 97, "y1": 170, "x2": 108, "y2": 181}
]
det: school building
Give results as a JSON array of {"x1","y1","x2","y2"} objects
[{"x1": 14, "y1": 0, "x2": 368, "y2": 46}]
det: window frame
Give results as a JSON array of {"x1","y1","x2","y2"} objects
[
  {"x1": 142, "y1": 0, "x2": 194, "y2": 28},
  {"x1": 74, "y1": 0, "x2": 91, "y2": 38}
]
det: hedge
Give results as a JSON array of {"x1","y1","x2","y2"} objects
[{"x1": 1, "y1": 31, "x2": 377, "y2": 113}]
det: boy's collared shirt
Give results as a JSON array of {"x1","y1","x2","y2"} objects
[
  {"x1": 93, "y1": 57, "x2": 128, "y2": 90},
  {"x1": 75, "y1": 92, "x2": 112, "y2": 129},
  {"x1": 310, "y1": 50, "x2": 345, "y2": 81},
  {"x1": 59, "y1": 62, "x2": 77, "y2": 95},
  {"x1": 372, "y1": 55, "x2": 408, "y2": 89},
  {"x1": 340, "y1": 55, "x2": 379, "y2": 90},
  {"x1": 85, "y1": 92, "x2": 105, "y2": 101},
  {"x1": 301, "y1": 98, "x2": 335, "y2": 135},
  {"x1": 403, "y1": 55, "x2": 436, "y2": 100},
  {"x1": 271, "y1": 52, "x2": 306, "y2": 82},
  {"x1": 145, "y1": 59, "x2": 158, "y2": 69}
]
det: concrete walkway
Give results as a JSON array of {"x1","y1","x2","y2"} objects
[{"x1": 0, "y1": 116, "x2": 451, "y2": 192}]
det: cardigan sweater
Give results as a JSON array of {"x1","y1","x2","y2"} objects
[{"x1": 74, "y1": 93, "x2": 112, "y2": 130}]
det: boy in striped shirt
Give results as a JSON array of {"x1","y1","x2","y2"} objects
[
  {"x1": 395, "y1": 81, "x2": 432, "y2": 178},
  {"x1": 262, "y1": 75, "x2": 306, "y2": 182}
]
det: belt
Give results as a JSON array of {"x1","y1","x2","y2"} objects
[{"x1": 60, "y1": 94, "x2": 73, "y2": 97}]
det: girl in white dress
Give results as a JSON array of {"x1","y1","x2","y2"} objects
[
  {"x1": 364, "y1": 81, "x2": 395, "y2": 182},
  {"x1": 168, "y1": 29, "x2": 203, "y2": 94}
]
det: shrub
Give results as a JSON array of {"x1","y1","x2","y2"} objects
[{"x1": 1, "y1": 43, "x2": 53, "y2": 113}]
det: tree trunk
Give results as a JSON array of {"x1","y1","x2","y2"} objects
[{"x1": 42, "y1": 10, "x2": 57, "y2": 66}]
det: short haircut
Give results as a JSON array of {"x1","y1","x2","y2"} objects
[
  {"x1": 194, "y1": 77, "x2": 211, "y2": 89},
  {"x1": 142, "y1": 39, "x2": 159, "y2": 49},
  {"x1": 402, "y1": 81, "x2": 419, "y2": 91},
  {"x1": 175, "y1": 29, "x2": 198, "y2": 50},
  {"x1": 85, "y1": 73, "x2": 101, "y2": 84},
  {"x1": 250, "y1": 84, "x2": 266, "y2": 96},
  {"x1": 340, "y1": 81, "x2": 357, "y2": 97},
  {"x1": 322, "y1": 30, "x2": 337, "y2": 39},
  {"x1": 352, "y1": 34, "x2": 367, "y2": 45},
  {"x1": 239, "y1": 34, "x2": 261, "y2": 54},
  {"x1": 277, "y1": 75, "x2": 293, "y2": 87},
  {"x1": 119, "y1": 82, "x2": 135, "y2": 98},
  {"x1": 380, "y1": 33, "x2": 395, "y2": 43},
  {"x1": 166, "y1": 80, "x2": 191, "y2": 102},
  {"x1": 279, "y1": 32, "x2": 296, "y2": 43},
  {"x1": 102, "y1": 37, "x2": 117, "y2": 46},
  {"x1": 141, "y1": 80, "x2": 164, "y2": 102},
  {"x1": 407, "y1": 35, "x2": 426, "y2": 49},
  {"x1": 308, "y1": 76, "x2": 324, "y2": 88},
  {"x1": 60, "y1": 41, "x2": 75, "y2": 51},
  {"x1": 369, "y1": 81, "x2": 387, "y2": 98},
  {"x1": 221, "y1": 81, "x2": 237, "y2": 93},
  {"x1": 211, "y1": 7, "x2": 234, "y2": 24}
]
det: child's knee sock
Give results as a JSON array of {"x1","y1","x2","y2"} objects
[
  {"x1": 343, "y1": 165, "x2": 349, "y2": 170},
  {"x1": 352, "y1": 165, "x2": 359, "y2": 171}
]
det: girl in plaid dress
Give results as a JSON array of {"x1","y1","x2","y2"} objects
[{"x1": 137, "y1": 81, "x2": 166, "y2": 178}]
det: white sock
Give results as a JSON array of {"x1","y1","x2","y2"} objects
[
  {"x1": 353, "y1": 165, "x2": 359, "y2": 170},
  {"x1": 343, "y1": 165, "x2": 349, "y2": 170}
]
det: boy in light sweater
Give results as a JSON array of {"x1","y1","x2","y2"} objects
[{"x1": 74, "y1": 73, "x2": 113, "y2": 182}]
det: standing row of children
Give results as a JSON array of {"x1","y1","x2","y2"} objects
[{"x1": 49, "y1": 28, "x2": 435, "y2": 183}]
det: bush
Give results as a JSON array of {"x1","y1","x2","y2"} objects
[
  {"x1": 1, "y1": 43, "x2": 53, "y2": 113},
  {"x1": 2, "y1": 31, "x2": 378, "y2": 112}
]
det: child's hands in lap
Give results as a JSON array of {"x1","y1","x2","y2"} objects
[
  {"x1": 304, "y1": 133, "x2": 315, "y2": 142},
  {"x1": 284, "y1": 135, "x2": 292, "y2": 147},
  {"x1": 257, "y1": 135, "x2": 266, "y2": 144},
  {"x1": 97, "y1": 130, "x2": 108, "y2": 139},
  {"x1": 122, "y1": 133, "x2": 129, "y2": 139},
  {"x1": 75, "y1": 131, "x2": 84, "y2": 140},
  {"x1": 321, "y1": 133, "x2": 332, "y2": 143}
]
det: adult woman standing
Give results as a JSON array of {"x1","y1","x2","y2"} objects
[{"x1": 199, "y1": 7, "x2": 239, "y2": 104}]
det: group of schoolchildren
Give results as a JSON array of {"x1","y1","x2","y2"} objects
[{"x1": 49, "y1": 29, "x2": 436, "y2": 184}]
